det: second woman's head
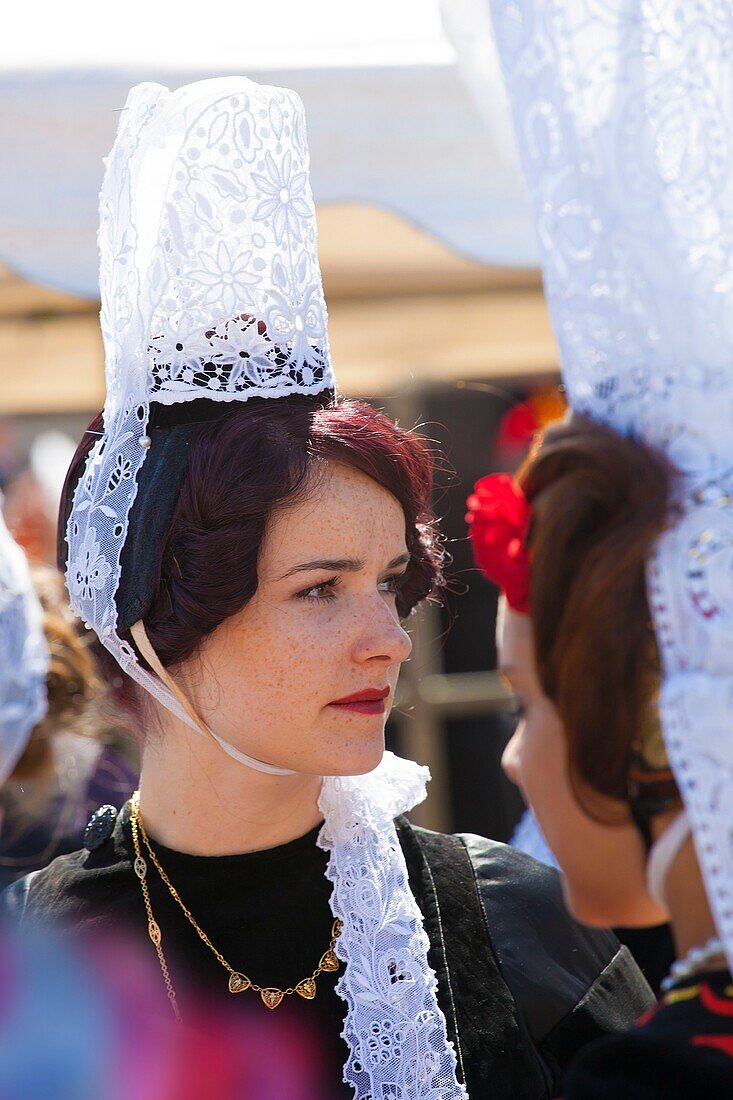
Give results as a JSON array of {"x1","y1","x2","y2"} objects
[
  {"x1": 61, "y1": 395, "x2": 443, "y2": 777},
  {"x1": 476, "y1": 414, "x2": 675, "y2": 927}
]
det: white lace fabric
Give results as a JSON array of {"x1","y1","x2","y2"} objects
[
  {"x1": 485, "y1": 0, "x2": 733, "y2": 971},
  {"x1": 319, "y1": 752, "x2": 468, "y2": 1100},
  {"x1": 0, "y1": 503, "x2": 48, "y2": 785},
  {"x1": 66, "y1": 78, "x2": 334, "y2": 723}
]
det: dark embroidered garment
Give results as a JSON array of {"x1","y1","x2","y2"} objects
[{"x1": 565, "y1": 968, "x2": 733, "y2": 1097}]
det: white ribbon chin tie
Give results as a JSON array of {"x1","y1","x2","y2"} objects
[{"x1": 130, "y1": 620, "x2": 295, "y2": 776}]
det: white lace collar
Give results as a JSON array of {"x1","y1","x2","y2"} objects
[{"x1": 319, "y1": 752, "x2": 467, "y2": 1099}]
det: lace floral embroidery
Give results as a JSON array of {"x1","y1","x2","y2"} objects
[{"x1": 319, "y1": 753, "x2": 467, "y2": 1100}]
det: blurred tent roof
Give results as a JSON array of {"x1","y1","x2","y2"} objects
[
  {"x1": 0, "y1": 1, "x2": 557, "y2": 414},
  {"x1": 0, "y1": 0, "x2": 536, "y2": 297}
]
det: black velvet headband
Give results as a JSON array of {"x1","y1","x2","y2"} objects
[
  {"x1": 114, "y1": 423, "x2": 195, "y2": 633},
  {"x1": 115, "y1": 401, "x2": 231, "y2": 634}
]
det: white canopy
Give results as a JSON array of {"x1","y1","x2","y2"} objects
[{"x1": 0, "y1": 0, "x2": 535, "y2": 297}]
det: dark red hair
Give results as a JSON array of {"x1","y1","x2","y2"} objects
[{"x1": 59, "y1": 394, "x2": 443, "y2": 718}]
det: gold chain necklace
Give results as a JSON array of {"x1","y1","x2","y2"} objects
[{"x1": 129, "y1": 792, "x2": 342, "y2": 1014}]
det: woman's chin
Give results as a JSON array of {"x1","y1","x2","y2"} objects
[
  {"x1": 326, "y1": 739, "x2": 386, "y2": 778},
  {"x1": 229, "y1": 722, "x2": 387, "y2": 779}
]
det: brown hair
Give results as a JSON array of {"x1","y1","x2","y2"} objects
[
  {"x1": 10, "y1": 566, "x2": 102, "y2": 784},
  {"x1": 518, "y1": 413, "x2": 672, "y2": 803}
]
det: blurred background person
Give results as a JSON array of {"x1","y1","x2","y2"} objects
[
  {"x1": 0, "y1": 560, "x2": 136, "y2": 891},
  {"x1": 0, "y1": 497, "x2": 136, "y2": 890},
  {"x1": 0, "y1": 920, "x2": 338, "y2": 1100},
  {"x1": 0, "y1": 494, "x2": 49, "y2": 805},
  {"x1": 1, "y1": 431, "x2": 76, "y2": 566}
]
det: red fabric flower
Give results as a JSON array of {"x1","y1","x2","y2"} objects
[{"x1": 466, "y1": 473, "x2": 532, "y2": 614}]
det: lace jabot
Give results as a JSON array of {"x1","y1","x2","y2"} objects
[{"x1": 319, "y1": 752, "x2": 467, "y2": 1099}]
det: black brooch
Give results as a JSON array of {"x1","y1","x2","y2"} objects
[{"x1": 83, "y1": 805, "x2": 118, "y2": 851}]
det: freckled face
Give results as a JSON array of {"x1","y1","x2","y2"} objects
[{"x1": 182, "y1": 461, "x2": 413, "y2": 777}]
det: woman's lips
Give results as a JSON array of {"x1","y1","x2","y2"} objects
[{"x1": 327, "y1": 687, "x2": 389, "y2": 716}]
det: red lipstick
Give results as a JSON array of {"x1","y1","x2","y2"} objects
[{"x1": 327, "y1": 687, "x2": 390, "y2": 716}]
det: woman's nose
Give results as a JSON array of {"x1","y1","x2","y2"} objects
[
  {"x1": 352, "y1": 600, "x2": 413, "y2": 666},
  {"x1": 501, "y1": 723, "x2": 524, "y2": 787}
]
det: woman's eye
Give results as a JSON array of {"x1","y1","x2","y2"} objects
[
  {"x1": 379, "y1": 572, "x2": 405, "y2": 596},
  {"x1": 297, "y1": 571, "x2": 406, "y2": 602},
  {"x1": 297, "y1": 576, "x2": 340, "y2": 602}
]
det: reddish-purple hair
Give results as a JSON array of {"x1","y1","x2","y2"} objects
[{"x1": 59, "y1": 395, "x2": 443, "y2": 718}]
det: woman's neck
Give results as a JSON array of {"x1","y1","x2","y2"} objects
[
  {"x1": 665, "y1": 837, "x2": 721, "y2": 960},
  {"x1": 137, "y1": 715, "x2": 323, "y2": 856},
  {"x1": 652, "y1": 810, "x2": 721, "y2": 961}
]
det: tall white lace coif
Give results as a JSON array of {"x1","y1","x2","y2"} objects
[
  {"x1": 66, "y1": 77, "x2": 334, "y2": 724},
  {"x1": 484, "y1": 0, "x2": 733, "y2": 971},
  {"x1": 0, "y1": 502, "x2": 48, "y2": 785}
]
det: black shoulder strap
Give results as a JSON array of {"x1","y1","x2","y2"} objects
[{"x1": 398, "y1": 818, "x2": 551, "y2": 1100}]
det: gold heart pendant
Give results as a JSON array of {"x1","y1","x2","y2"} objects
[
  {"x1": 228, "y1": 972, "x2": 251, "y2": 994},
  {"x1": 319, "y1": 949, "x2": 340, "y2": 973},
  {"x1": 296, "y1": 977, "x2": 317, "y2": 1000},
  {"x1": 260, "y1": 988, "x2": 285, "y2": 1010}
]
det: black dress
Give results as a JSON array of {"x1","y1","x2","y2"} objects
[
  {"x1": 565, "y1": 968, "x2": 733, "y2": 1096},
  {"x1": 2, "y1": 803, "x2": 654, "y2": 1098}
]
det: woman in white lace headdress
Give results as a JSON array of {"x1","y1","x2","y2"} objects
[
  {"x1": 0, "y1": 561, "x2": 136, "y2": 891},
  {"x1": 0, "y1": 502, "x2": 49, "y2": 799},
  {"x1": 2, "y1": 78, "x2": 649, "y2": 1098},
  {"x1": 0, "y1": 505, "x2": 131, "y2": 887},
  {"x1": 465, "y1": 0, "x2": 733, "y2": 1094}
]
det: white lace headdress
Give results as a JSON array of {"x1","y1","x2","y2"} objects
[
  {"x1": 66, "y1": 77, "x2": 333, "y2": 723},
  {"x1": 485, "y1": 0, "x2": 733, "y2": 971},
  {"x1": 0, "y1": 503, "x2": 48, "y2": 785},
  {"x1": 65, "y1": 78, "x2": 465, "y2": 1099}
]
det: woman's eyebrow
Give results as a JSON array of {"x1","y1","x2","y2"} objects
[
  {"x1": 279, "y1": 557, "x2": 363, "y2": 579},
  {"x1": 278, "y1": 552, "x2": 410, "y2": 581},
  {"x1": 386, "y1": 552, "x2": 411, "y2": 570}
]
